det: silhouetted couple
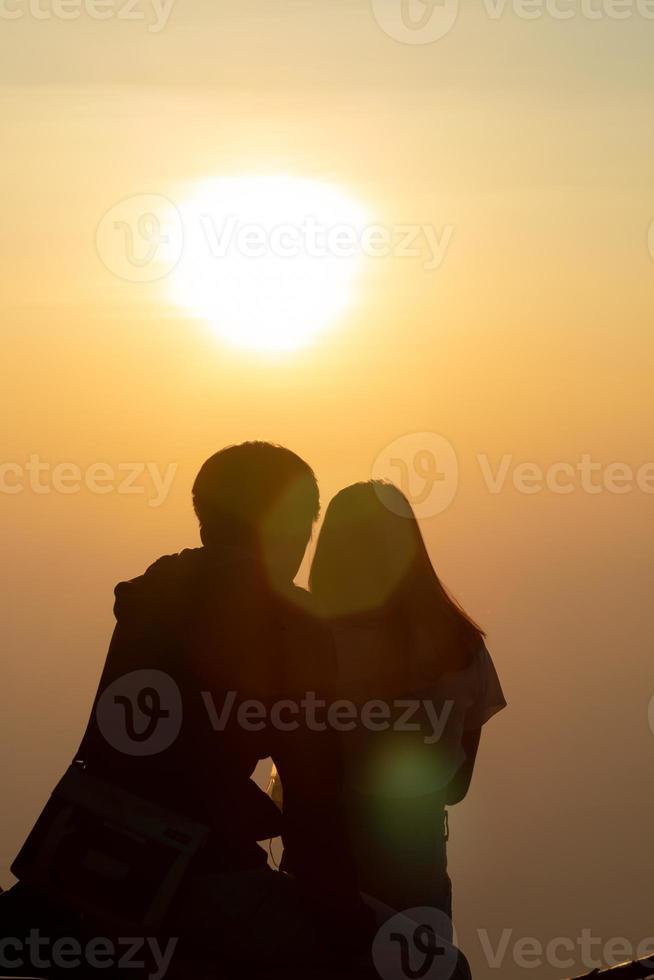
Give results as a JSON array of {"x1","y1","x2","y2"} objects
[{"x1": 2, "y1": 442, "x2": 505, "y2": 979}]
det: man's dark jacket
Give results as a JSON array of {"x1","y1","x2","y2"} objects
[{"x1": 76, "y1": 546, "x2": 359, "y2": 914}]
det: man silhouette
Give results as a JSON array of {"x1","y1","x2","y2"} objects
[{"x1": 3, "y1": 442, "x2": 365, "y2": 974}]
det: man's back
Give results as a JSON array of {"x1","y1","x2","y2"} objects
[
  {"x1": 6, "y1": 443, "x2": 368, "y2": 973},
  {"x1": 76, "y1": 546, "x2": 358, "y2": 909}
]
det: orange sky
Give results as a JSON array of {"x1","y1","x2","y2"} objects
[{"x1": 2, "y1": 3, "x2": 654, "y2": 977}]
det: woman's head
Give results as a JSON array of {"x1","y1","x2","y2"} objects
[{"x1": 310, "y1": 481, "x2": 484, "y2": 686}]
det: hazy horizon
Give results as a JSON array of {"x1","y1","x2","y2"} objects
[{"x1": 2, "y1": 2, "x2": 654, "y2": 977}]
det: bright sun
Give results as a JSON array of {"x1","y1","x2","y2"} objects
[{"x1": 169, "y1": 175, "x2": 370, "y2": 352}]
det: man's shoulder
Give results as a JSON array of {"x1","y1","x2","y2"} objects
[
  {"x1": 116, "y1": 547, "x2": 203, "y2": 588},
  {"x1": 113, "y1": 548, "x2": 204, "y2": 623}
]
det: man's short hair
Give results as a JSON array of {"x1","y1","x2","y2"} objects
[{"x1": 192, "y1": 442, "x2": 320, "y2": 546}]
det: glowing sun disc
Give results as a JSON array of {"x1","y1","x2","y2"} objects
[{"x1": 169, "y1": 175, "x2": 370, "y2": 352}]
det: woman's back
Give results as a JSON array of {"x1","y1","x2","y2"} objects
[
  {"x1": 333, "y1": 616, "x2": 505, "y2": 912},
  {"x1": 310, "y1": 481, "x2": 506, "y2": 915}
]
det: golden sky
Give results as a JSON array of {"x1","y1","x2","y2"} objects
[{"x1": 2, "y1": 3, "x2": 654, "y2": 976}]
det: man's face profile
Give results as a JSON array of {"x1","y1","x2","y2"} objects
[{"x1": 260, "y1": 474, "x2": 317, "y2": 585}]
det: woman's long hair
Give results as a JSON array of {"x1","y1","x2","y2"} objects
[{"x1": 310, "y1": 481, "x2": 484, "y2": 694}]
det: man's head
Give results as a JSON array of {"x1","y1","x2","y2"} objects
[{"x1": 192, "y1": 442, "x2": 320, "y2": 581}]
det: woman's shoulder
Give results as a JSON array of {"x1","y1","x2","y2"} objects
[
  {"x1": 464, "y1": 642, "x2": 507, "y2": 727},
  {"x1": 412, "y1": 642, "x2": 507, "y2": 727},
  {"x1": 418, "y1": 640, "x2": 487, "y2": 686}
]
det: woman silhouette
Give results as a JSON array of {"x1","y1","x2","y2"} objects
[{"x1": 309, "y1": 481, "x2": 506, "y2": 919}]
